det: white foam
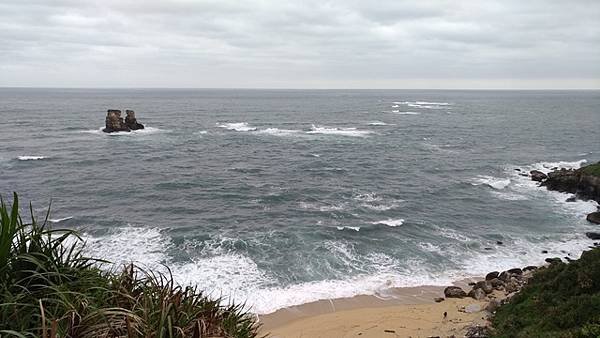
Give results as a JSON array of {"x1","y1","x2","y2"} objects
[
  {"x1": 472, "y1": 175, "x2": 511, "y2": 190},
  {"x1": 371, "y1": 218, "x2": 404, "y2": 227},
  {"x1": 368, "y1": 121, "x2": 395, "y2": 126},
  {"x1": 196, "y1": 130, "x2": 208, "y2": 135},
  {"x1": 395, "y1": 111, "x2": 420, "y2": 115},
  {"x1": 361, "y1": 203, "x2": 398, "y2": 211},
  {"x1": 353, "y1": 193, "x2": 381, "y2": 203},
  {"x1": 336, "y1": 226, "x2": 361, "y2": 232},
  {"x1": 306, "y1": 125, "x2": 371, "y2": 137},
  {"x1": 256, "y1": 128, "x2": 301, "y2": 136},
  {"x1": 394, "y1": 101, "x2": 452, "y2": 109},
  {"x1": 300, "y1": 202, "x2": 345, "y2": 212},
  {"x1": 217, "y1": 122, "x2": 257, "y2": 132},
  {"x1": 49, "y1": 216, "x2": 73, "y2": 223},
  {"x1": 81, "y1": 126, "x2": 164, "y2": 136},
  {"x1": 18, "y1": 155, "x2": 46, "y2": 161}
]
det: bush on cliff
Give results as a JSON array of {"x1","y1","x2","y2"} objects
[
  {"x1": 492, "y1": 247, "x2": 600, "y2": 338},
  {"x1": 581, "y1": 162, "x2": 600, "y2": 177},
  {"x1": 0, "y1": 193, "x2": 260, "y2": 338}
]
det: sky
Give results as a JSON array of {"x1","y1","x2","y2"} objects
[{"x1": 1, "y1": 0, "x2": 599, "y2": 89}]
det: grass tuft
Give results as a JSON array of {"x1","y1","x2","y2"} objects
[{"x1": 0, "y1": 193, "x2": 261, "y2": 337}]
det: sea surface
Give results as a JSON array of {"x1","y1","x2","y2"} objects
[{"x1": 0, "y1": 88, "x2": 598, "y2": 314}]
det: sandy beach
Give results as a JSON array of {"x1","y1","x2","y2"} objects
[{"x1": 260, "y1": 279, "x2": 502, "y2": 338}]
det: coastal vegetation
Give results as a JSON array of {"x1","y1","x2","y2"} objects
[
  {"x1": 0, "y1": 193, "x2": 260, "y2": 338},
  {"x1": 492, "y1": 247, "x2": 600, "y2": 337}
]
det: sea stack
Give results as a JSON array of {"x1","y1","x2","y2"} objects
[{"x1": 102, "y1": 109, "x2": 144, "y2": 133}]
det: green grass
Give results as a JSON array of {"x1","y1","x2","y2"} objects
[
  {"x1": 580, "y1": 162, "x2": 600, "y2": 177},
  {"x1": 0, "y1": 193, "x2": 261, "y2": 338},
  {"x1": 492, "y1": 247, "x2": 600, "y2": 338}
]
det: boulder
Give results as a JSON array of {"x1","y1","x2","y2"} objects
[
  {"x1": 124, "y1": 110, "x2": 145, "y2": 130},
  {"x1": 465, "y1": 325, "x2": 491, "y2": 338},
  {"x1": 506, "y1": 268, "x2": 523, "y2": 275},
  {"x1": 587, "y1": 212, "x2": 600, "y2": 224},
  {"x1": 468, "y1": 288, "x2": 486, "y2": 300},
  {"x1": 489, "y1": 278, "x2": 504, "y2": 289},
  {"x1": 585, "y1": 232, "x2": 600, "y2": 240},
  {"x1": 475, "y1": 281, "x2": 494, "y2": 294},
  {"x1": 530, "y1": 170, "x2": 548, "y2": 182},
  {"x1": 485, "y1": 271, "x2": 499, "y2": 281},
  {"x1": 434, "y1": 297, "x2": 444, "y2": 303},
  {"x1": 542, "y1": 163, "x2": 600, "y2": 203},
  {"x1": 523, "y1": 265, "x2": 537, "y2": 272},
  {"x1": 444, "y1": 286, "x2": 467, "y2": 298},
  {"x1": 505, "y1": 280, "x2": 519, "y2": 293},
  {"x1": 485, "y1": 299, "x2": 501, "y2": 313},
  {"x1": 545, "y1": 257, "x2": 562, "y2": 264},
  {"x1": 103, "y1": 109, "x2": 130, "y2": 133}
]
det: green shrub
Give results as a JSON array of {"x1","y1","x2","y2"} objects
[
  {"x1": 492, "y1": 248, "x2": 600, "y2": 338},
  {"x1": 0, "y1": 193, "x2": 261, "y2": 338}
]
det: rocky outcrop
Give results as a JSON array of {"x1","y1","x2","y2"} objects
[
  {"x1": 102, "y1": 109, "x2": 145, "y2": 133},
  {"x1": 587, "y1": 212, "x2": 600, "y2": 225},
  {"x1": 530, "y1": 170, "x2": 547, "y2": 182},
  {"x1": 124, "y1": 110, "x2": 145, "y2": 130},
  {"x1": 541, "y1": 163, "x2": 600, "y2": 203}
]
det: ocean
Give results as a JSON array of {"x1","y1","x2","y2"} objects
[{"x1": 0, "y1": 88, "x2": 598, "y2": 314}]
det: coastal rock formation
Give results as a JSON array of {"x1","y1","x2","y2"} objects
[
  {"x1": 444, "y1": 286, "x2": 467, "y2": 298},
  {"x1": 587, "y1": 212, "x2": 600, "y2": 224},
  {"x1": 530, "y1": 170, "x2": 547, "y2": 182},
  {"x1": 102, "y1": 109, "x2": 145, "y2": 133},
  {"x1": 540, "y1": 163, "x2": 600, "y2": 202},
  {"x1": 124, "y1": 110, "x2": 145, "y2": 130},
  {"x1": 531, "y1": 162, "x2": 600, "y2": 224}
]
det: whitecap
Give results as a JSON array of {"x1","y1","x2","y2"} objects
[
  {"x1": 395, "y1": 111, "x2": 420, "y2": 115},
  {"x1": 18, "y1": 155, "x2": 46, "y2": 161},
  {"x1": 367, "y1": 121, "x2": 395, "y2": 126},
  {"x1": 336, "y1": 226, "x2": 361, "y2": 232},
  {"x1": 361, "y1": 203, "x2": 398, "y2": 211},
  {"x1": 306, "y1": 125, "x2": 371, "y2": 137},
  {"x1": 371, "y1": 218, "x2": 404, "y2": 227},
  {"x1": 81, "y1": 126, "x2": 164, "y2": 136},
  {"x1": 49, "y1": 216, "x2": 73, "y2": 223},
  {"x1": 353, "y1": 192, "x2": 381, "y2": 203},
  {"x1": 472, "y1": 175, "x2": 511, "y2": 190},
  {"x1": 216, "y1": 122, "x2": 257, "y2": 132},
  {"x1": 256, "y1": 128, "x2": 301, "y2": 136}
]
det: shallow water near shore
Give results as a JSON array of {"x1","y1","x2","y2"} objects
[{"x1": 1, "y1": 89, "x2": 598, "y2": 314}]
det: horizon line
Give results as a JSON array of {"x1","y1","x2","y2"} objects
[{"x1": 1, "y1": 86, "x2": 599, "y2": 91}]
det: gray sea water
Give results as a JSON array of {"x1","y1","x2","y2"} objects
[{"x1": 1, "y1": 88, "x2": 598, "y2": 313}]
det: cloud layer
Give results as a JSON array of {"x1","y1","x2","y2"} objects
[{"x1": 1, "y1": 0, "x2": 599, "y2": 88}]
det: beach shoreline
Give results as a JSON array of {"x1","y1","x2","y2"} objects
[{"x1": 259, "y1": 277, "x2": 489, "y2": 337}]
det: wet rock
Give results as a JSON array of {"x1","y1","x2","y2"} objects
[
  {"x1": 489, "y1": 278, "x2": 504, "y2": 289},
  {"x1": 541, "y1": 250, "x2": 548, "y2": 254},
  {"x1": 444, "y1": 286, "x2": 467, "y2": 298},
  {"x1": 523, "y1": 265, "x2": 537, "y2": 272},
  {"x1": 530, "y1": 170, "x2": 548, "y2": 182},
  {"x1": 103, "y1": 109, "x2": 130, "y2": 133},
  {"x1": 468, "y1": 288, "x2": 486, "y2": 300},
  {"x1": 587, "y1": 212, "x2": 600, "y2": 224},
  {"x1": 545, "y1": 257, "x2": 562, "y2": 264},
  {"x1": 485, "y1": 271, "x2": 499, "y2": 281},
  {"x1": 507, "y1": 268, "x2": 523, "y2": 275},
  {"x1": 496, "y1": 241, "x2": 503, "y2": 245},
  {"x1": 434, "y1": 297, "x2": 445, "y2": 303},
  {"x1": 585, "y1": 232, "x2": 600, "y2": 240},
  {"x1": 566, "y1": 195, "x2": 577, "y2": 202},
  {"x1": 124, "y1": 110, "x2": 145, "y2": 130}
]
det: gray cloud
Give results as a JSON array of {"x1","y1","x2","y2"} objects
[{"x1": 0, "y1": 0, "x2": 599, "y2": 88}]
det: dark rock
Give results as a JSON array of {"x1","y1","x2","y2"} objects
[
  {"x1": 489, "y1": 278, "x2": 504, "y2": 288},
  {"x1": 444, "y1": 286, "x2": 467, "y2": 298},
  {"x1": 542, "y1": 164, "x2": 600, "y2": 203},
  {"x1": 484, "y1": 247, "x2": 493, "y2": 251},
  {"x1": 566, "y1": 196, "x2": 577, "y2": 202},
  {"x1": 514, "y1": 168, "x2": 521, "y2": 172},
  {"x1": 507, "y1": 268, "x2": 523, "y2": 275},
  {"x1": 587, "y1": 212, "x2": 600, "y2": 224},
  {"x1": 496, "y1": 241, "x2": 503, "y2": 245},
  {"x1": 541, "y1": 250, "x2": 548, "y2": 254},
  {"x1": 434, "y1": 297, "x2": 444, "y2": 303},
  {"x1": 530, "y1": 170, "x2": 548, "y2": 182},
  {"x1": 468, "y1": 288, "x2": 486, "y2": 300},
  {"x1": 475, "y1": 281, "x2": 494, "y2": 294},
  {"x1": 498, "y1": 271, "x2": 512, "y2": 282},
  {"x1": 585, "y1": 232, "x2": 600, "y2": 240},
  {"x1": 505, "y1": 280, "x2": 519, "y2": 293},
  {"x1": 485, "y1": 271, "x2": 499, "y2": 281},
  {"x1": 103, "y1": 109, "x2": 130, "y2": 133},
  {"x1": 124, "y1": 110, "x2": 145, "y2": 130},
  {"x1": 545, "y1": 257, "x2": 562, "y2": 264},
  {"x1": 523, "y1": 265, "x2": 537, "y2": 272}
]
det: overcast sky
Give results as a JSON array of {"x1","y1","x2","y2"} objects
[{"x1": 1, "y1": 0, "x2": 599, "y2": 89}]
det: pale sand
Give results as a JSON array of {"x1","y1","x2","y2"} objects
[{"x1": 259, "y1": 279, "x2": 503, "y2": 338}]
